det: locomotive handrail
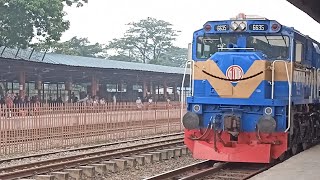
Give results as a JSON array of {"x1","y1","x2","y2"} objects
[
  {"x1": 286, "y1": 38, "x2": 294, "y2": 133},
  {"x1": 181, "y1": 43, "x2": 193, "y2": 123},
  {"x1": 181, "y1": 60, "x2": 193, "y2": 122},
  {"x1": 271, "y1": 60, "x2": 292, "y2": 133},
  {"x1": 317, "y1": 69, "x2": 320, "y2": 99},
  {"x1": 271, "y1": 60, "x2": 290, "y2": 99},
  {"x1": 191, "y1": 61, "x2": 194, "y2": 97},
  {"x1": 311, "y1": 67, "x2": 316, "y2": 100}
]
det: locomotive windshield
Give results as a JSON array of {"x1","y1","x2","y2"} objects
[
  {"x1": 247, "y1": 36, "x2": 289, "y2": 59},
  {"x1": 196, "y1": 35, "x2": 237, "y2": 59},
  {"x1": 196, "y1": 34, "x2": 290, "y2": 59}
]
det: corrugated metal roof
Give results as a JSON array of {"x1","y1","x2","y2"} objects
[{"x1": 0, "y1": 47, "x2": 187, "y2": 74}]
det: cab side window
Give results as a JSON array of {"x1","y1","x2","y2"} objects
[{"x1": 295, "y1": 41, "x2": 304, "y2": 63}]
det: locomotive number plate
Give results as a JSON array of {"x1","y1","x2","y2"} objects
[
  {"x1": 249, "y1": 24, "x2": 268, "y2": 31},
  {"x1": 214, "y1": 24, "x2": 229, "y2": 31}
]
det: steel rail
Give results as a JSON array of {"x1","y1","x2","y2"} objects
[
  {"x1": 241, "y1": 165, "x2": 273, "y2": 180},
  {"x1": 0, "y1": 138, "x2": 183, "y2": 179},
  {"x1": 0, "y1": 132, "x2": 183, "y2": 164},
  {"x1": 144, "y1": 161, "x2": 273, "y2": 180},
  {"x1": 0, "y1": 140, "x2": 184, "y2": 179},
  {"x1": 179, "y1": 163, "x2": 228, "y2": 180},
  {"x1": 143, "y1": 160, "x2": 215, "y2": 180}
]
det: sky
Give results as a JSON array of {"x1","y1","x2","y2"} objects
[{"x1": 61, "y1": 0, "x2": 320, "y2": 48}]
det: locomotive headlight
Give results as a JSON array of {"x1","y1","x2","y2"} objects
[
  {"x1": 257, "y1": 115, "x2": 276, "y2": 133},
  {"x1": 239, "y1": 22, "x2": 246, "y2": 30},
  {"x1": 231, "y1": 22, "x2": 239, "y2": 30},
  {"x1": 182, "y1": 112, "x2": 200, "y2": 129}
]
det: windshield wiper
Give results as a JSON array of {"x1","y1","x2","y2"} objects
[
  {"x1": 281, "y1": 34, "x2": 287, "y2": 47},
  {"x1": 264, "y1": 36, "x2": 270, "y2": 45}
]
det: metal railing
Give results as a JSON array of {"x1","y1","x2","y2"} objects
[
  {"x1": 0, "y1": 102, "x2": 185, "y2": 156},
  {"x1": 181, "y1": 43, "x2": 193, "y2": 122}
]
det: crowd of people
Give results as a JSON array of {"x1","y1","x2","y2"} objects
[
  {"x1": 0, "y1": 93, "x2": 41, "y2": 108},
  {"x1": 0, "y1": 92, "x2": 176, "y2": 118},
  {"x1": 68, "y1": 92, "x2": 174, "y2": 107},
  {"x1": 0, "y1": 93, "x2": 42, "y2": 118},
  {"x1": 135, "y1": 95, "x2": 172, "y2": 109},
  {"x1": 0, "y1": 92, "x2": 175, "y2": 109}
]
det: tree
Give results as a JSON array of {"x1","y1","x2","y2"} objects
[
  {"x1": 37, "y1": 36, "x2": 105, "y2": 58},
  {"x1": 152, "y1": 47, "x2": 188, "y2": 67},
  {"x1": 0, "y1": 0, "x2": 87, "y2": 48},
  {"x1": 108, "y1": 54, "x2": 135, "y2": 62},
  {"x1": 107, "y1": 17, "x2": 179, "y2": 64},
  {"x1": 64, "y1": 0, "x2": 88, "y2": 7}
]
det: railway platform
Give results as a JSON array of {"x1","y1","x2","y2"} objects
[{"x1": 251, "y1": 144, "x2": 320, "y2": 180}]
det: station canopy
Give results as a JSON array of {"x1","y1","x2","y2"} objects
[{"x1": 0, "y1": 47, "x2": 189, "y2": 85}]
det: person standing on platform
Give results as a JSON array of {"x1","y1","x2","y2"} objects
[
  {"x1": 148, "y1": 97, "x2": 153, "y2": 104},
  {"x1": 136, "y1": 97, "x2": 143, "y2": 109},
  {"x1": 166, "y1": 97, "x2": 171, "y2": 109},
  {"x1": 100, "y1": 98, "x2": 106, "y2": 105},
  {"x1": 113, "y1": 94, "x2": 117, "y2": 105},
  {"x1": 5, "y1": 94, "x2": 13, "y2": 118}
]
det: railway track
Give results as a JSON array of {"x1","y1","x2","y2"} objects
[
  {"x1": 0, "y1": 132, "x2": 183, "y2": 163},
  {"x1": 0, "y1": 133, "x2": 184, "y2": 179},
  {"x1": 144, "y1": 160, "x2": 272, "y2": 180}
]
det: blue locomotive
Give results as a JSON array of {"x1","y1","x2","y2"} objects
[{"x1": 183, "y1": 13, "x2": 320, "y2": 163}]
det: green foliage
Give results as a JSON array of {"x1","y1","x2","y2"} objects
[
  {"x1": 107, "y1": 17, "x2": 182, "y2": 64},
  {"x1": 65, "y1": 0, "x2": 88, "y2": 7},
  {"x1": 34, "y1": 16, "x2": 187, "y2": 67},
  {"x1": 0, "y1": 0, "x2": 87, "y2": 48},
  {"x1": 107, "y1": 54, "x2": 134, "y2": 62},
  {"x1": 37, "y1": 36, "x2": 105, "y2": 58},
  {"x1": 150, "y1": 46, "x2": 188, "y2": 67}
]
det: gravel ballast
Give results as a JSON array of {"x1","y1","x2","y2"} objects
[
  {"x1": 101, "y1": 154, "x2": 202, "y2": 180},
  {"x1": 0, "y1": 133, "x2": 183, "y2": 169}
]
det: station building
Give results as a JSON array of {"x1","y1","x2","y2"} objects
[{"x1": 0, "y1": 46, "x2": 190, "y2": 103}]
